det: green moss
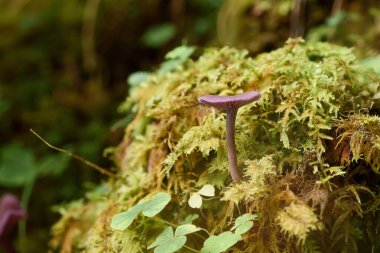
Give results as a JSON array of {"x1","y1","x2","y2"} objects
[
  {"x1": 51, "y1": 39, "x2": 380, "y2": 252},
  {"x1": 335, "y1": 114, "x2": 380, "y2": 173}
]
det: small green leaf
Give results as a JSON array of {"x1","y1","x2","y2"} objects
[
  {"x1": 201, "y1": 231, "x2": 242, "y2": 253},
  {"x1": 175, "y1": 224, "x2": 200, "y2": 237},
  {"x1": 158, "y1": 59, "x2": 183, "y2": 73},
  {"x1": 165, "y1": 46, "x2": 195, "y2": 60},
  {"x1": 110, "y1": 204, "x2": 143, "y2": 231},
  {"x1": 158, "y1": 45, "x2": 195, "y2": 73},
  {"x1": 142, "y1": 192, "x2": 171, "y2": 217},
  {"x1": 154, "y1": 236, "x2": 186, "y2": 253},
  {"x1": 0, "y1": 144, "x2": 37, "y2": 187},
  {"x1": 148, "y1": 227, "x2": 174, "y2": 249},
  {"x1": 360, "y1": 55, "x2": 380, "y2": 74},
  {"x1": 141, "y1": 23, "x2": 176, "y2": 48},
  {"x1": 181, "y1": 214, "x2": 199, "y2": 225},
  {"x1": 233, "y1": 221, "x2": 253, "y2": 235},
  {"x1": 198, "y1": 184, "x2": 215, "y2": 197},
  {"x1": 127, "y1": 71, "x2": 150, "y2": 86},
  {"x1": 231, "y1": 213, "x2": 257, "y2": 235},
  {"x1": 188, "y1": 193, "x2": 202, "y2": 208},
  {"x1": 148, "y1": 227, "x2": 187, "y2": 253},
  {"x1": 110, "y1": 192, "x2": 171, "y2": 231}
]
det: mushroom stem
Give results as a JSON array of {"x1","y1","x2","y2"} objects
[
  {"x1": 198, "y1": 91, "x2": 261, "y2": 183},
  {"x1": 226, "y1": 108, "x2": 241, "y2": 182}
]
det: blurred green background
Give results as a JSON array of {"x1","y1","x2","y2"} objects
[
  {"x1": 0, "y1": 0, "x2": 222, "y2": 251},
  {"x1": 0, "y1": 0, "x2": 379, "y2": 252}
]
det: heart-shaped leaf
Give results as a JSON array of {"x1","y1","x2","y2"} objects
[
  {"x1": 110, "y1": 204, "x2": 144, "y2": 231},
  {"x1": 142, "y1": 192, "x2": 171, "y2": 217},
  {"x1": 188, "y1": 193, "x2": 202, "y2": 208},
  {"x1": 198, "y1": 184, "x2": 215, "y2": 197},
  {"x1": 148, "y1": 224, "x2": 200, "y2": 253},
  {"x1": 165, "y1": 45, "x2": 194, "y2": 60},
  {"x1": 110, "y1": 192, "x2": 171, "y2": 231},
  {"x1": 148, "y1": 226, "x2": 187, "y2": 253},
  {"x1": 231, "y1": 213, "x2": 257, "y2": 235},
  {"x1": 152, "y1": 236, "x2": 186, "y2": 253},
  {"x1": 127, "y1": 71, "x2": 150, "y2": 86},
  {"x1": 201, "y1": 231, "x2": 242, "y2": 253},
  {"x1": 148, "y1": 227, "x2": 174, "y2": 249},
  {"x1": 175, "y1": 224, "x2": 200, "y2": 237}
]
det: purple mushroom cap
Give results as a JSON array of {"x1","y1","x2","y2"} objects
[
  {"x1": 198, "y1": 91, "x2": 261, "y2": 111},
  {"x1": 0, "y1": 194, "x2": 26, "y2": 238}
]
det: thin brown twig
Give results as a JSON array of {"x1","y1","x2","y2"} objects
[{"x1": 30, "y1": 129, "x2": 118, "y2": 178}]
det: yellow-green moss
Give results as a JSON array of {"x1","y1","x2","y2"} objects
[{"x1": 51, "y1": 39, "x2": 380, "y2": 253}]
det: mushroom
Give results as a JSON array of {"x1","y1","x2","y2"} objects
[
  {"x1": 0, "y1": 194, "x2": 26, "y2": 253},
  {"x1": 198, "y1": 91, "x2": 261, "y2": 182}
]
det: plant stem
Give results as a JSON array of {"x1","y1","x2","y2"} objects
[
  {"x1": 183, "y1": 245, "x2": 199, "y2": 252},
  {"x1": 226, "y1": 108, "x2": 241, "y2": 182},
  {"x1": 19, "y1": 176, "x2": 35, "y2": 253},
  {"x1": 30, "y1": 129, "x2": 117, "y2": 178},
  {"x1": 153, "y1": 216, "x2": 178, "y2": 227}
]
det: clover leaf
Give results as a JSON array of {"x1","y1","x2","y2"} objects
[
  {"x1": 174, "y1": 224, "x2": 201, "y2": 237},
  {"x1": 165, "y1": 45, "x2": 195, "y2": 61},
  {"x1": 111, "y1": 192, "x2": 171, "y2": 231},
  {"x1": 198, "y1": 184, "x2": 215, "y2": 197},
  {"x1": 188, "y1": 193, "x2": 202, "y2": 209},
  {"x1": 188, "y1": 184, "x2": 215, "y2": 209},
  {"x1": 128, "y1": 71, "x2": 150, "y2": 86},
  {"x1": 110, "y1": 203, "x2": 144, "y2": 231},
  {"x1": 200, "y1": 213, "x2": 256, "y2": 253},
  {"x1": 231, "y1": 213, "x2": 257, "y2": 235},
  {"x1": 200, "y1": 231, "x2": 242, "y2": 253},
  {"x1": 142, "y1": 192, "x2": 171, "y2": 217},
  {"x1": 147, "y1": 227, "x2": 185, "y2": 253},
  {"x1": 159, "y1": 45, "x2": 195, "y2": 73},
  {"x1": 148, "y1": 224, "x2": 200, "y2": 253}
]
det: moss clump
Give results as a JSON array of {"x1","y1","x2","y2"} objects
[
  {"x1": 51, "y1": 39, "x2": 380, "y2": 253},
  {"x1": 335, "y1": 114, "x2": 380, "y2": 172}
]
